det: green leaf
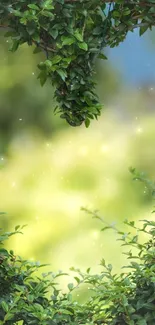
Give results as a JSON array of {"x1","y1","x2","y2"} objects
[
  {"x1": 4, "y1": 313, "x2": 14, "y2": 321},
  {"x1": 100, "y1": 258, "x2": 106, "y2": 267},
  {"x1": 32, "y1": 33, "x2": 40, "y2": 43},
  {"x1": 33, "y1": 47, "x2": 42, "y2": 54},
  {"x1": 112, "y1": 11, "x2": 120, "y2": 18},
  {"x1": 107, "y1": 264, "x2": 112, "y2": 272},
  {"x1": 9, "y1": 40, "x2": 19, "y2": 52},
  {"x1": 51, "y1": 55, "x2": 62, "y2": 65},
  {"x1": 42, "y1": 11, "x2": 54, "y2": 18},
  {"x1": 67, "y1": 293, "x2": 72, "y2": 301},
  {"x1": 98, "y1": 53, "x2": 108, "y2": 60},
  {"x1": 77, "y1": 42, "x2": 88, "y2": 51},
  {"x1": 49, "y1": 29, "x2": 58, "y2": 39},
  {"x1": 37, "y1": 71, "x2": 47, "y2": 86},
  {"x1": 123, "y1": 8, "x2": 131, "y2": 15},
  {"x1": 101, "y1": 226, "x2": 111, "y2": 231},
  {"x1": 137, "y1": 320, "x2": 147, "y2": 325},
  {"x1": 11, "y1": 9, "x2": 22, "y2": 17},
  {"x1": 27, "y1": 22, "x2": 36, "y2": 36},
  {"x1": 28, "y1": 4, "x2": 40, "y2": 10},
  {"x1": 15, "y1": 225, "x2": 20, "y2": 231},
  {"x1": 42, "y1": 0, "x2": 54, "y2": 10},
  {"x1": 4, "y1": 31, "x2": 18, "y2": 38},
  {"x1": 0, "y1": 248, "x2": 9, "y2": 256},
  {"x1": 57, "y1": 69, "x2": 67, "y2": 81},
  {"x1": 139, "y1": 25, "x2": 148, "y2": 36},
  {"x1": 61, "y1": 37, "x2": 75, "y2": 46},
  {"x1": 74, "y1": 277, "x2": 80, "y2": 284},
  {"x1": 1, "y1": 301, "x2": 9, "y2": 313},
  {"x1": 68, "y1": 283, "x2": 74, "y2": 291},
  {"x1": 74, "y1": 29, "x2": 83, "y2": 42},
  {"x1": 59, "y1": 309, "x2": 73, "y2": 315},
  {"x1": 85, "y1": 118, "x2": 90, "y2": 128}
]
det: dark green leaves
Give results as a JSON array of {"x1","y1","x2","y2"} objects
[
  {"x1": 38, "y1": 71, "x2": 47, "y2": 86},
  {"x1": 49, "y1": 29, "x2": 58, "y2": 39},
  {"x1": 0, "y1": 199, "x2": 155, "y2": 324},
  {"x1": 1, "y1": 0, "x2": 155, "y2": 126},
  {"x1": 9, "y1": 40, "x2": 19, "y2": 52},
  {"x1": 57, "y1": 69, "x2": 67, "y2": 81},
  {"x1": 139, "y1": 25, "x2": 149, "y2": 36},
  {"x1": 85, "y1": 118, "x2": 90, "y2": 128}
]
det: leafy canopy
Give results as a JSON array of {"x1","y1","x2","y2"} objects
[{"x1": 0, "y1": 0, "x2": 154, "y2": 127}]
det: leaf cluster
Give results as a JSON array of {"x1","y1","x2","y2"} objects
[
  {"x1": 1, "y1": 215, "x2": 155, "y2": 324},
  {"x1": 1, "y1": 0, "x2": 155, "y2": 126}
]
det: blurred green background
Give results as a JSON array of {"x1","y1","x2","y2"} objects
[{"x1": 0, "y1": 28, "x2": 155, "y2": 294}]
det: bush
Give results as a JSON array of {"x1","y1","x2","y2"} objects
[{"x1": 1, "y1": 210, "x2": 155, "y2": 324}]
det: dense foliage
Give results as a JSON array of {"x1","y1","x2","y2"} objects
[
  {"x1": 1, "y1": 211, "x2": 155, "y2": 324},
  {"x1": 0, "y1": 0, "x2": 155, "y2": 126}
]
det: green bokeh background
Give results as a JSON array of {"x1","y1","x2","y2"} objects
[{"x1": 0, "y1": 30, "x2": 155, "y2": 296}]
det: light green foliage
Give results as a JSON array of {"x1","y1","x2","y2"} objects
[{"x1": 0, "y1": 0, "x2": 154, "y2": 126}]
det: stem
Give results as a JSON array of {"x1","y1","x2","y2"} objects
[{"x1": 32, "y1": 41, "x2": 57, "y2": 53}]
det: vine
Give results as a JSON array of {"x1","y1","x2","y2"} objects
[{"x1": 0, "y1": 0, "x2": 155, "y2": 127}]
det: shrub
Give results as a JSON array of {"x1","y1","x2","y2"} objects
[{"x1": 1, "y1": 210, "x2": 155, "y2": 324}]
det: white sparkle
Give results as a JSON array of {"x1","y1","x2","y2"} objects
[
  {"x1": 136, "y1": 127, "x2": 143, "y2": 134},
  {"x1": 101, "y1": 145, "x2": 109, "y2": 153},
  {"x1": 12, "y1": 182, "x2": 16, "y2": 188},
  {"x1": 19, "y1": 118, "x2": 23, "y2": 121},
  {"x1": 1, "y1": 157, "x2": 4, "y2": 161},
  {"x1": 149, "y1": 87, "x2": 154, "y2": 91},
  {"x1": 92, "y1": 231, "x2": 99, "y2": 239},
  {"x1": 32, "y1": 72, "x2": 35, "y2": 75}
]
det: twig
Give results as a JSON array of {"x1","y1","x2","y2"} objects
[{"x1": 32, "y1": 41, "x2": 57, "y2": 53}]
